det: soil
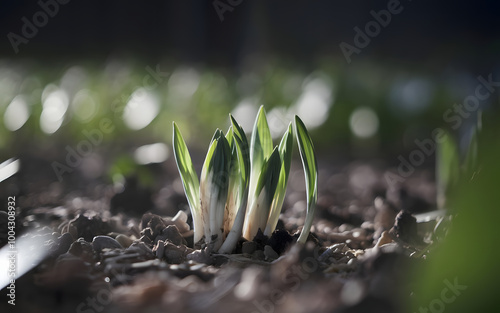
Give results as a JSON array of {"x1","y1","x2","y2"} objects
[{"x1": 0, "y1": 154, "x2": 439, "y2": 313}]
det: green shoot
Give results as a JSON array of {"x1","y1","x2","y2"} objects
[
  {"x1": 173, "y1": 107, "x2": 319, "y2": 254},
  {"x1": 243, "y1": 147, "x2": 281, "y2": 240},
  {"x1": 200, "y1": 129, "x2": 231, "y2": 251},
  {"x1": 295, "y1": 115, "x2": 318, "y2": 244},
  {"x1": 172, "y1": 122, "x2": 203, "y2": 243},
  {"x1": 264, "y1": 123, "x2": 293, "y2": 236},
  {"x1": 219, "y1": 115, "x2": 251, "y2": 253}
]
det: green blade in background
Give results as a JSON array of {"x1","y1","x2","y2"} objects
[
  {"x1": 463, "y1": 127, "x2": 478, "y2": 178},
  {"x1": 264, "y1": 122, "x2": 293, "y2": 236},
  {"x1": 172, "y1": 122, "x2": 202, "y2": 243},
  {"x1": 436, "y1": 130, "x2": 460, "y2": 209},
  {"x1": 294, "y1": 115, "x2": 318, "y2": 244}
]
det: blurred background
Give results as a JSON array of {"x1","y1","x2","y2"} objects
[
  {"x1": 1, "y1": 0, "x2": 499, "y2": 160},
  {"x1": 0, "y1": 1, "x2": 499, "y2": 312}
]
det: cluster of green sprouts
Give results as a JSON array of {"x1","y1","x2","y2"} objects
[{"x1": 173, "y1": 106, "x2": 318, "y2": 253}]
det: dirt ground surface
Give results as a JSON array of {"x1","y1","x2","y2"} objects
[{"x1": 1, "y1": 154, "x2": 440, "y2": 313}]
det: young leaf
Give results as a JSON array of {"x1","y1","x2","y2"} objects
[
  {"x1": 436, "y1": 130, "x2": 460, "y2": 209},
  {"x1": 264, "y1": 123, "x2": 293, "y2": 236},
  {"x1": 230, "y1": 114, "x2": 250, "y2": 187},
  {"x1": 243, "y1": 147, "x2": 281, "y2": 240},
  {"x1": 219, "y1": 115, "x2": 251, "y2": 253},
  {"x1": 248, "y1": 105, "x2": 273, "y2": 206},
  {"x1": 244, "y1": 106, "x2": 273, "y2": 238},
  {"x1": 295, "y1": 116, "x2": 318, "y2": 244},
  {"x1": 172, "y1": 122, "x2": 203, "y2": 243},
  {"x1": 200, "y1": 130, "x2": 231, "y2": 251},
  {"x1": 224, "y1": 127, "x2": 239, "y2": 236}
]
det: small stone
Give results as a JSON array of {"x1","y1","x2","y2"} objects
[
  {"x1": 141, "y1": 213, "x2": 166, "y2": 238},
  {"x1": 69, "y1": 238, "x2": 94, "y2": 263},
  {"x1": 339, "y1": 224, "x2": 354, "y2": 232},
  {"x1": 157, "y1": 242, "x2": 193, "y2": 264},
  {"x1": 116, "y1": 234, "x2": 134, "y2": 248},
  {"x1": 141, "y1": 227, "x2": 154, "y2": 240},
  {"x1": 252, "y1": 249, "x2": 265, "y2": 261},
  {"x1": 127, "y1": 241, "x2": 154, "y2": 256},
  {"x1": 264, "y1": 245, "x2": 279, "y2": 261},
  {"x1": 351, "y1": 228, "x2": 366, "y2": 238},
  {"x1": 140, "y1": 235, "x2": 152, "y2": 245},
  {"x1": 164, "y1": 243, "x2": 186, "y2": 264},
  {"x1": 69, "y1": 214, "x2": 112, "y2": 242},
  {"x1": 153, "y1": 240, "x2": 166, "y2": 259},
  {"x1": 241, "y1": 241, "x2": 256, "y2": 255},
  {"x1": 390, "y1": 210, "x2": 420, "y2": 244},
  {"x1": 155, "y1": 225, "x2": 186, "y2": 246},
  {"x1": 92, "y1": 235, "x2": 123, "y2": 252},
  {"x1": 375, "y1": 231, "x2": 393, "y2": 248},
  {"x1": 49, "y1": 232, "x2": 74, "y2": 256},
  {"x1": 186, "y1": 248, "x2": 213, "y2": 264}
]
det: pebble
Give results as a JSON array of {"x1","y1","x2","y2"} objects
[
  {"x1": 69, "y1": 238, "x2": 94, "y2": 263},
  {"x1": 127, "y1": 242, "x2": 154, "y2": 256},
  {"x1": 153, "y1": 241, "x2": 192, "y2": 264},
  {"x1": 264, "y1": 245, "x2": 279, "y2": 261},
  {"x1": 155, "y1": 225, "x2": 186, "y2": 246},
  {"x1": 252, "y1": 249, "x2": 265, "y2": 261},
  {"x1": 154, "y1": 240, "x2": 166, "y2": 259},
  {"x1": 92, "y1": 235, "x2": 123, "y2": 252},
  {"x1": 351, "y1": 228, "x2": 366, "y2": 238},
  {"x1": 375, "y1": 231, "x2": 393, "y2": 248},
  {"x1": 318, "y1": 243, "x2": 348, "y2": 263},
  {"x1": 186, "y1": 248, "x2": 213, "y2": 264},
  {"x1": 241, "y1": 241, "x2": 256, "y2": 255},
  {"x1": 49, "y1": 232, "x2": 74, "y2": 256},
  {"x1": 163, "y1": 242, "x2": 187, "y2": 264},
  {"x1": 339, "y1": 224, "x2": 354, "y2": 232},
  {"x1": 140, "y1": 235, "x2": 152, "y2": 245},
  {"x1": 116, "y1": 234, "x2": 134, "y2": 248},
  {"x1": 141, "y1": 213, "x2": 166, "y2": 238}
]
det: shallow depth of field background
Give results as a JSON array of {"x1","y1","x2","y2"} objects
[{"x1": 1, "y1": 1, "x2": 499, "y2": 312}]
